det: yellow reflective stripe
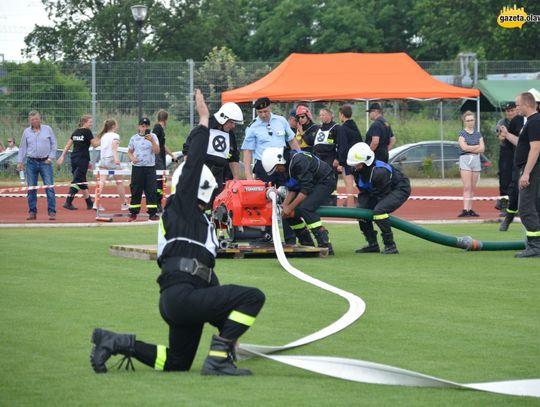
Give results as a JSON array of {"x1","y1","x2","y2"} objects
[
  {"x1": 307, "y1": 221, "x2": 322, "y2": 229},
  {"x1": 154, "y1": 345, "x2": 167, "y2": 370},
  {"x1": 156, "y1": 188, "x2": 163, "y2": 193},
  {"x1": 228, "y1": 310, "x2": 256, "y2": 326},
  {"x1": 290, "y1": 221, "x2": 306, "y2": 230},
  {"x1": 130, "y1": 204, "x2": 141, "y2": 208},
  {"x1": 147, "y1": 204, "x2": 158, "y2": 208},
  {"x1": 209, "y1": 350, "x2": 228, "y2": 358},
  {"x1": 71, "y1": 184, "x2": 81, "y2": 191},
  {"x1": 506, "y1": 209, "x2": 518, "y2": 214},
  {"x1": 159, "y1": 217, "x2": 166, "y2": 235},
  {"x1": 373, "y1": 213, "x2": 389, "y2": 220},
  {"x1": 526, "y1": 231, "x2": 540, "y2": 237}
]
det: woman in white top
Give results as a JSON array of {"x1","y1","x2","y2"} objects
[{"x1": 96, "y1": 119, "x2": 128, "y2": 210}]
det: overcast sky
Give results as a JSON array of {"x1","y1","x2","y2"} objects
[{"x1": 0, "y1": 0, "x2": 49, "y2": 61}]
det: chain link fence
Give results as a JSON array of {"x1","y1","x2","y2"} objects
[{"x1": 1, "y1": 58, "x2": 539, "y2": 178}]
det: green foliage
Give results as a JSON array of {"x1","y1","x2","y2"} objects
[
  {"x1": 0, "y1": 224, "x2": 538, "y2": 406},
  {"x1": 0, "y1": 61, "x2": 91, "y2": 123}
]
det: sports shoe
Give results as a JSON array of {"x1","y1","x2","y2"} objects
[
  {"x1": 149, "y1": 215, "x2": 160, "y2": 221},
  {"x1": 468, "y1": 210, "x2": 480, "y2": 217},
  {"x1": 93, "y1": 203, "x2": 105, "y2": 211},
  {"x1": 48, "y1": 212, "x2": 56, "y2": 221},
  {"x1": 128, "y1": 214, "x2": 137, "y2": 222},
  {"x1": 457, "y1": 210, "x2": 469, "y2": 217},
  {"x1": 26, "y1": 212, "x2": 37, "y2": 220},
  {"x1": 121, "y1": 202, "x2": 129, "y2": 211},
  {"x1": 63, "y1": 202, "x2": 78, "y2": 210}
]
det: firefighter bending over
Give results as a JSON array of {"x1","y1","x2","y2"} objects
[
  {"x1": 261, "y1": 147, "x2": 335, "y2": 255},
  {"x1": 347, "y1": 142, "x2": 411, "y2": 254}
]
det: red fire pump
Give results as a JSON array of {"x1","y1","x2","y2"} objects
[{"x1": 212, "y1": 180, "x2": 284, "y2": 248}]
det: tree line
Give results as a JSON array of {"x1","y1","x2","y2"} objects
[{"x1": 23, "y1": 0, "x2": 539, "y2": 62}]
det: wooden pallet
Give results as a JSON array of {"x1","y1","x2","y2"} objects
[{"x1": 110, "y1": 243, "x2": 328, "y2": 261}]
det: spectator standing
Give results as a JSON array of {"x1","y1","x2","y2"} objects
[
  {"x1": 337, "y1": 104, "x2": 362, "y2": 208},
  {"x1": 497, "y1": 108, "x2": 525, "y2": 231},
  {"x1": 288, "y1": 108, "x2": 298, "y2": 135},
  {"x1": 95, "y1": 119, "x2": 129, "y2": 211},
  {"x1": 513, "y1": 92, "x2": 540, "y2": 257},
  {"x1": 457, "y1": 111, "x2": 485, "y2": 217},
  {"x1": 294, "y1": 105, "x2": 317, "y2": 153},
  {"x1": 153, "y1": 110, "x2": 176, "y2": 213},
  {"x1": 365, "y1": 102, "x2": 395, "y2": 163},
  {"x1": 57, "y1": 115, "x2": 100, "y2": 210},
  {"x1": 311, "y1": 108, "x2": 344, "y2": 205},
  {"x1": 241, "y1": 97, "x2": 300, "y2": 244},
  {"x1": 16, "y1": 111, "x2": 57, "y2": 220},
  {"x1": 5, "y1": 138, "x2": 19, "y2": 152},
  {"x1": 127, "y1": 117, "x2": 160, "y2": 221},
  {"x1": 495, "y1": 102, "x2": 518, "y2": 214}
]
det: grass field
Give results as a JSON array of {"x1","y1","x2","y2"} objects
[{"x1": 0, "y1": 223, "x2": 538, "y2": 406}]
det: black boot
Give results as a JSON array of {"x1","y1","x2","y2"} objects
[
  {"x1": 90, "y1": 328, "x2": 136, "y2": 373},
  {"x1": 312, "y1": 226, "x2": 334, "y2": 255},
  {"x1": 85, "y1": 197, "x2": 94, "y2": 210},
  {"x1": 355, "y1": 231, "x2": 380, "y2": 253},
  {"x1": 201, "y1": 335, "x2": 252, "y2": 376},
  {"x1": 515, "y1": 236, "x2": 540, "y2": 258},
  {"x1": 381, "y1": 231, "x2": 399, "y2": 254},
  {"x1": 499, "y1": 212, "x2": 515, "y2": 232},
  {"x1": 63, "y1": 195, "x2": 77, "y2": 210},
  {"x1": 294, "y1": 227, "x2": 315, "y2": 247}
]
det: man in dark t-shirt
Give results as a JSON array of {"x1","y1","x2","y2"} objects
[
  {"x1": 365, "y1": 102, "x2": 395, "y2": 163},
  {"x1": 512, "y1": 92, "x2": 540, "y2": 257},
  {"x1": 58, "y1": 115, "x2": 99, "y2": 210}
]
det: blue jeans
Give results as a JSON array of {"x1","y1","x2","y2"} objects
[{"x1": 26, "y1": 158, "x2": 56, "y2": 214}]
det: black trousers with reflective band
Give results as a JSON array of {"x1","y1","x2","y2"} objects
[{"x1": 130, "y1": 166, "x2": 157, "y2": 215}]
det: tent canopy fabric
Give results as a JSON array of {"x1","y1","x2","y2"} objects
[
  {"x1": 461, "y1": 80, "x2": 540, "y2": 112},
  {"x1": 222, "y1": 53, "x2": 479, "y2": 103}
]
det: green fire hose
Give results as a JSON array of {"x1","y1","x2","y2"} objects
[{"x1": 316, "y1": 206, "x2": 525, "y2": 251}]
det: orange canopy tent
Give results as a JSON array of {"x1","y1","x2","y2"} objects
[{"x1": 221, "y1": 52, "x2": 479, "y2": 102}]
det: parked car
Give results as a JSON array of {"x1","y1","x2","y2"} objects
[{"x1": 388, "y1": 141, "x2": 492, "y2": 176}]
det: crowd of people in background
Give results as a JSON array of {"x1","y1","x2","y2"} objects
[{"x1": 9, "y1": 88, "x2": 540, "y2": 257}]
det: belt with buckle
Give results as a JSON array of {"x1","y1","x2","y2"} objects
[
  {"x1": 162, "y1": 257, "x2": 213, "y2": 283},
  {"x1": 29, "y1": 157, "x2": 49, "y2": 161}
]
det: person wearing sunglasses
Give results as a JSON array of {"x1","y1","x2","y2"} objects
[
  {"x1": 294, "y1": 105, "x2": 317, "y2": 153},
  {"x1": 5, "y1": 138, "x2": 19, "y2": 152},
  {"x1": 457, "y1": 111, "x2": 485, "y2": 217}
]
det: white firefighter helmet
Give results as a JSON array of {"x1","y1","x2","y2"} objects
[
  {"x1": 261, "y1": 147, "x2": 286, "y2": 175},
  {"x1": 171, "y1": 162, "x2": 217, "y2": 203},
  {"x1": 214, "y1": 102, "x2": 244, "y2": 125},
  {"x1": 347, "y1": 142, "x2": 375, "y2": 166}
]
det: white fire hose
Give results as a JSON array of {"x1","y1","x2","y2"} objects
[{"x1": 237, "y1": 190, "x2": 540, "y2": 398}]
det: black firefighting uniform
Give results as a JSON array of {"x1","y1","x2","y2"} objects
[
  {"x1": 503, "y1": 115, "x2": 525, "y2": 216},
  {"x1": 183, "y1": 116, "x2": 240, "y2": 197},
  {"x1": 354, "y1": 161, "x2": 411, "y2": 245},
  {"x1": 306, "y1": 121, "x2": 344, "y2": 205},
  {"x1": 68, "y1": 127, "x2": 93, "y2": 196},
  {"x1": 152, "y1": 123, "x2": 167, "y2": 207},
  {"x1": 285, "y1": 150, "x2": 335, "y2": 232},
  {"x1": 126, "y1": 124, "x2": 265, "y2": 372}
]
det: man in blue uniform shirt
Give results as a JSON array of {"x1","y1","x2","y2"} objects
[{"x1": 241, "y1": 97, "x2": 301, "y2": 244}]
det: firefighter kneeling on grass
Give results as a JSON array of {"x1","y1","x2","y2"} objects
[
  {"x1": 261, "y1": 147, "x2": 335, "y2": 255},
  {"x1": 347, "y1": 142, "x2": 411, "y2": 254},
  {"x1": 90, "y1": 90, "x2": 265, "y2": 376}
]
